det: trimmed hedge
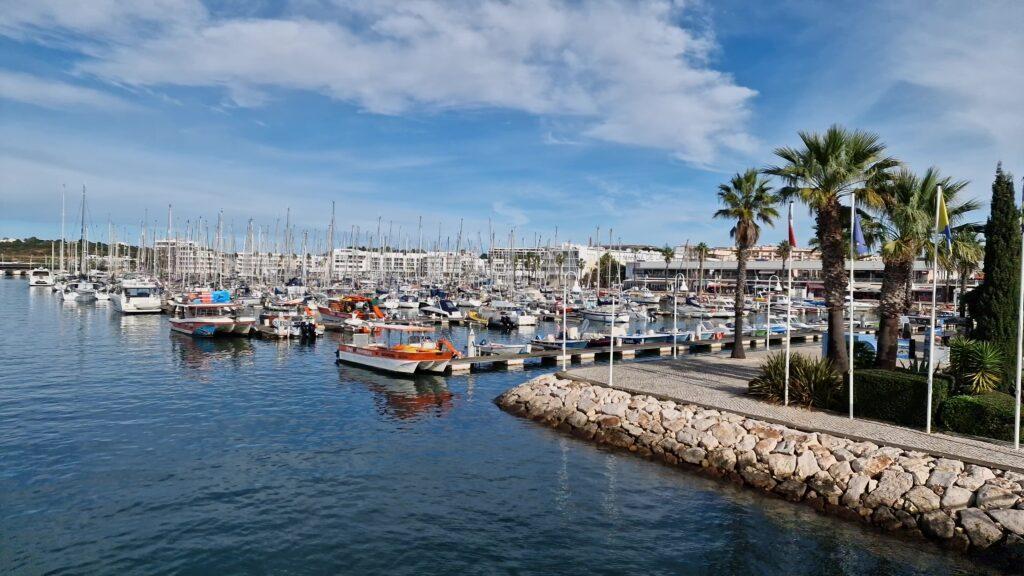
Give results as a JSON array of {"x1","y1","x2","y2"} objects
[
  {"x1": 835, "y1": 369, "x2": 951, "y2": 428},
  {"x1": 940, "y1": 392, "x2": 1023, "y2": 441}
]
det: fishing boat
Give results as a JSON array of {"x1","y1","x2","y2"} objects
[
  {"x1": 318, "y1": 296, "x2": 384, "y2": 330},
  {"x1": 110, "y1": 279, "x2": 162, "y2": 314},
  {"x1": 335, "y1": 324, "x2": 459, "y2": 374},
  {"x1": 169, "y1": 302, "x2": 255, "y2": 337},
  {"x1": 28, "y1": 268, "x2": 55, "y2": 287}
]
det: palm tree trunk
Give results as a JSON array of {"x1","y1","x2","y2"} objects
[
  {"x1": 875, "y1": 257, "x2": 911, "y2": 369},
  {"x1": 732, "y1": 247, "x2": 748, "y2": 359},
  {"x1": 818, "y1": 199, "x2": 850, "y2": 373}
]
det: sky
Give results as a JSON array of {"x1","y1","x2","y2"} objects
[{"x1": 1, "y1": 0, "x2": 1022, "y2": 250}]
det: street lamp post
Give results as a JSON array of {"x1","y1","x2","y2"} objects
[
  {"x1": 673, "y1": 272, "x2": 686, "y2": 359},
  {"x1": 561, "y1": 270, "x2": 578, "y2": 370},
  {"x1": 766, "y1": 274, "x2": 781, "y2": 351}
]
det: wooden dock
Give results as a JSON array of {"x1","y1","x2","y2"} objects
[{"x1": 447, "y1": 331, "x2": 822, "y2": 374}]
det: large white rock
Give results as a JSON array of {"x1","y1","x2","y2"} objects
[
  {"x1": 941, "y1": 486, "x2": 974, "y2": 510},
  {"x1": 768, "y1": 453, "x2": 797, "y2": 478},
  {"x1": 842, "y1": 475, "x2": 871, "y2": 508},
  {"x1": 794, "y1": 450, "x2": 820, "y2": 480},
  {"x1": 959, "y1": 509, "x2": 1004, "y2": 549}
]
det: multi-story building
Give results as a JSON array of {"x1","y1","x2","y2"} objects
[
  {"x1": 688, "y1": 244, "x2": 819, "y2": 262},
  {"x1": 329, "y1": 248, "x2": 483, "y2": 282},
  {"x1": 627, "y1": 258, "x2": 978, "y2": 304},
  {"x1": 486, "y1": 243, "x2": 665, "y2": 287}
]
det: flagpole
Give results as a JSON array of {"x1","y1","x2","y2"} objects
[
  {"x1": 784, "y1": 202, "x2": 794, "y2": 407},
  {"x1": 848, "y1": 193, "x2": 856, "y2": 420},
  {"x1": 1014, "y1": 180, "x2": 1024, "y2": 450},
  {"x1": 926, "y1": 185, "x2": 943, "y2": 434}
]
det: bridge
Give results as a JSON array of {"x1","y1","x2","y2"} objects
[{"x1": 0, "y1": 261, "x2": 34, "y2": 276}]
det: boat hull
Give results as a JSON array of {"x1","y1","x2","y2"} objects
[
  {"x1": 169, "y1": 317, "x2": 254, "y2": 337},
  {"x1": 336, "y1": 344, "x2": 455, "y2": 375},
  {"x1": 111, "y1": 295, "x2": 163, "y2": 314}
]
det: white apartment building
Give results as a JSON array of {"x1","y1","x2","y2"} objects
[
  {"x1": 486, "y1": 243, "x2": 666, "y2": 286},
  {"x1": 329, "y1": 248, "x2": 483, "y2": 281}
]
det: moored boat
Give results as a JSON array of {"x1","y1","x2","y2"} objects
[
  {"x1": 169, "y1": 302, "x2": 254, "y2": 337},
  {"x1": 111, "y1": 279, "x2": 162, "y2": 314},
  {"x1": 29, "y1": 268, "x2": 55, "y2": 287},
  {"x1": 336, "y1": 324, "x2": 459, "y2": 374}
]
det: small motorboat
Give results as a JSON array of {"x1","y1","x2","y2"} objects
[
  {"x1": 475, "y1": 339, "x2": 532, "y2": 356},
  {"x1": 336, "y1": 324, "x2": 459, "y2": 374}
]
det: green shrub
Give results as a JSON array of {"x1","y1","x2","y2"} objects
[
  {"x1": 946, "y1": 336, "x2": 1005, "y2": 394},
  {"x1": 940, "y1": 392, "x2": 1023, "y2": 441},
  {"x1": 838, "y1": 369, "x2": 951, "y2": 428},
  {"x1": 853, "y1": 340, "x2": 875, "y2": 369},
  {"x1": 749, "y1": 353, "x2": 841, "y2": 408}
]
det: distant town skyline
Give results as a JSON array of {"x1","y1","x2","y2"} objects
[{"x1": 2, "y1": 1, "x2": 1021, "y2": 247}]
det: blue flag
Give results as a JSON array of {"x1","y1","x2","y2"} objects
[{"x1": 853, "y1": 215, "x2": 870, "y2": 256}]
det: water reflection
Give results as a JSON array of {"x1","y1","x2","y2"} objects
[
  {"x1": 342, "y1": 369, "x2": 455, "y2": 421},
  {"x1": 169, "y1": 333, "x2": 256, "y2": 377},
  {"x1": 113, "y1": 312, "x2": 163, "y2": 336}
]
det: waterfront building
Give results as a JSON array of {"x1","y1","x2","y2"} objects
[{"x1": 627, "y1": 257, "x2": 978, "y2": 303}]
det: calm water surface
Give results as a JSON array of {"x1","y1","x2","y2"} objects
[{"x1": 0, "y1": 279, "x2": 1007, "y2": 574}]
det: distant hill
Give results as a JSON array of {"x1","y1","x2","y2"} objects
[{"x1": 0, "y1": 237, "x2": 129, "y2": 263}]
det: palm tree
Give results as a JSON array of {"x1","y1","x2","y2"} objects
[
  {"x1": 661, "y1": 245, "x2": 676, "y2": 290},
  {"x1": 943, "y1": 228, "x2": 984, "y2": 317},
  {"x1": 695, "y1": 242, "x2": 709, "y2": 295},
  {"x1": 775, "y1": 240, "x2": 792, "y2": 280},
  {"x1": 872, "y1": 168, "x2": 977, "y2": 368},
  {"x1": 765, "y1": 125, "x2": 898, "y2": 372},
  {"x1": 714, "y1": 169, "x2": 780, "y2": 359}
]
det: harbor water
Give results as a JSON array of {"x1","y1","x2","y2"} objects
[{"x1": 0, "y1": 278, "x2": 1005, "y2": 575}]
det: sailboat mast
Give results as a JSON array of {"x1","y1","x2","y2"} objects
[
  {"x1": 59, "y1": 186, "x2": 66, "y2": 273},
  {"x1": 79, "y1": 186, "x2": 87, "y2": 276}
]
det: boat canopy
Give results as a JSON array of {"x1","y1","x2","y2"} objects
[{"x1": 367, "y1": 323, "x2": 434, "y2": 333}]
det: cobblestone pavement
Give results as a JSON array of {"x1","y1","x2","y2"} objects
[{"x1": 562, "y1": 347, "x2": 1024, "y2": 473}]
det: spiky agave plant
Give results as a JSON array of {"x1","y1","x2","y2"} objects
[{"x1": 965, "y1": 341, "x2": 1004, "y2": 394}]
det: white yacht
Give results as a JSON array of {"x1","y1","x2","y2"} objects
[
  {"x1": 581, "y1": 305, "x2": 630, "y2": 323},
  {"x1": 111, "y1": 279, "x2": 163, "y2": 314},
  {"x1": 62, "y1": 280, "x2": 97, "y2": 302},
  {"x1": 28, "y1": 268, "x2": 55, "y2": 287}
]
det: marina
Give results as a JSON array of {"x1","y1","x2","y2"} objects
[
  {"x1": 0, "y1": 276, "x2": 1008, "y2": 575},
  {"x1": 4, "y1": 3, "x2": 1023, "y2": 573}
]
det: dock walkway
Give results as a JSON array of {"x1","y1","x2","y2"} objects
[
  {"x1": 560, "y1": 348, "x2": 1024, "y2": 473},
  {"x1": 448, "y1": 331, "x2": 821, "y2": 374}
]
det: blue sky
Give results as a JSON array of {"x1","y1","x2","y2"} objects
[{"x1": 1, "y1": 0, "x2": 1022, "y2": 249}]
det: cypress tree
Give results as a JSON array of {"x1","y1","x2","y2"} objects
[{"x1": 966, "y1": 163, "x2": 1020, "y2": 354}]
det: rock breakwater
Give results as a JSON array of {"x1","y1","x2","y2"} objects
[{"x1": 496, "y1": 374, "x2": 1024, "y2": 556}]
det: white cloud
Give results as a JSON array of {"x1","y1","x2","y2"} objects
[
  {"x1": 0, "y1": 0, "x2": 756, "y2": 165},
  {"x1": 0, "y1": 70, "x2": 132, "y2": 110}
]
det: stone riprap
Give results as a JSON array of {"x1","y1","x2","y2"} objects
[{"x1": 497, "y1": 374, "x2": 1024, "y2": 556}]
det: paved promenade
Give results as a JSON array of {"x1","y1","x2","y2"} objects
[{"x1": 561, "y1": 348, "x2": 1024, "y2": 473}]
